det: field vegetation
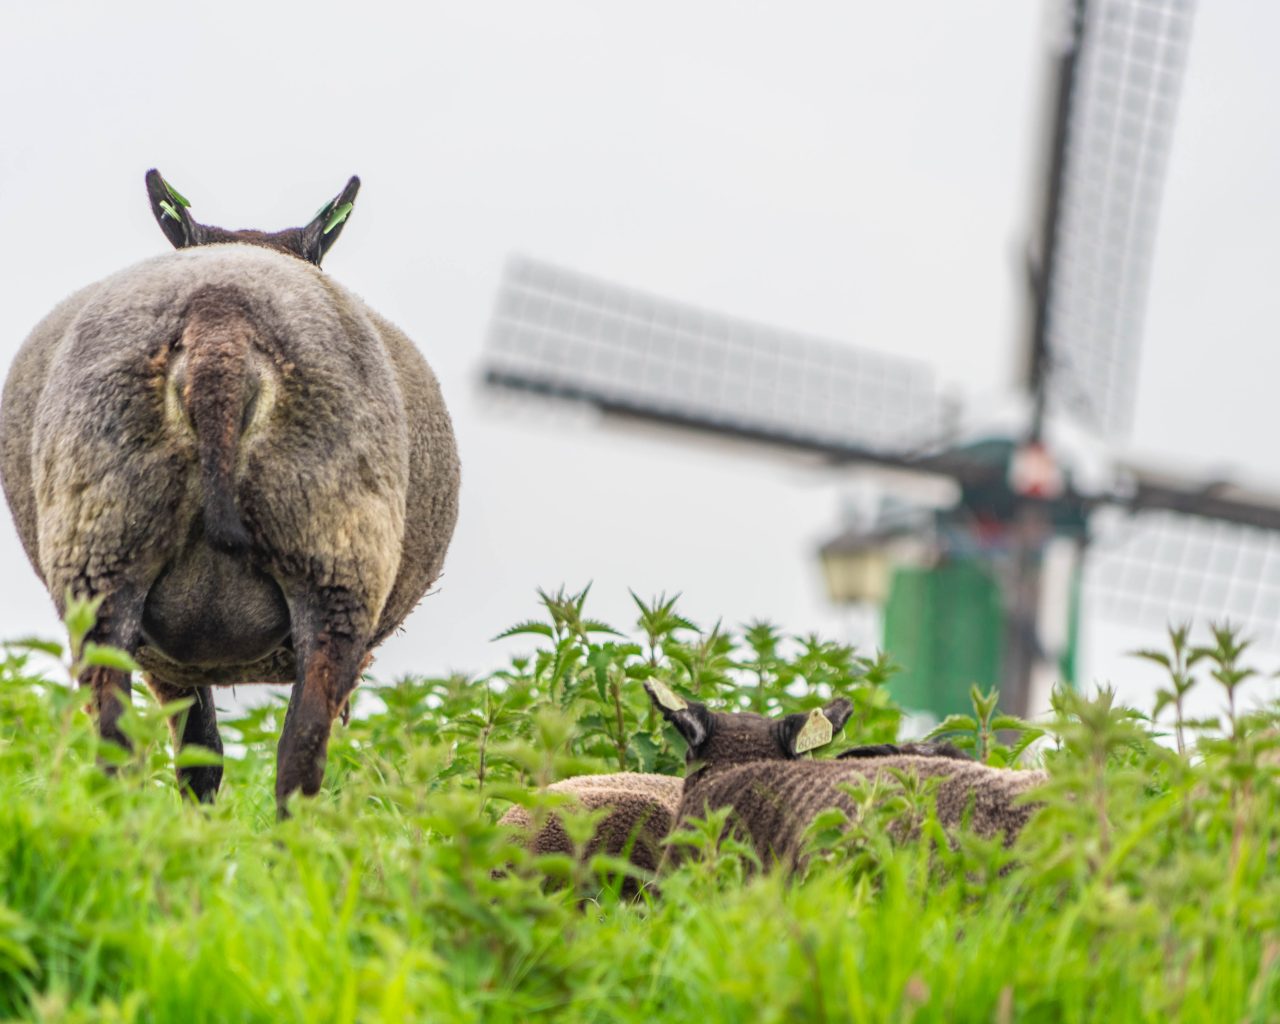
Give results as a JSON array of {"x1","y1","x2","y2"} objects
[{"x1": 0, "y1": 588, "x2": 1277, "y2": 1022}]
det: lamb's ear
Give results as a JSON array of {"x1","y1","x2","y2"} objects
[
  {"x1": 146, "y1": 169, "x2": 203, "y2": 249},
  {"x1": 643, "y1": 680, "x2": 711, "y2": 750},
  {"x1": 779, "y1": 706, "x2": 840, "y2": 756},
  {"x1": 299, "y1": 175, "x2": 361, "y2": 266}
]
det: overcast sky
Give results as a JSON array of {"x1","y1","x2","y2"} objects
[{"x1": 3, "y1": 1, "x2": 1278, "y2": 723}]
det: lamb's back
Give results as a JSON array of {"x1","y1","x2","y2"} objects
[
  {"x1": 679, "y1": 756, "x2": 1045, "y2": 870},
  {"x1": 500, "y1": 772, "x2": 683, "y2": 874}
]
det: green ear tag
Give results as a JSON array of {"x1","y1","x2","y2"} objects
[
  {"x1": 323, "y1": 201, "x2": 353, "y2": 235},
  {"x1": 158, "y1": 199, "x2": 181, "y2": 222},
  {"x1": 794, "y1": 708, "x2": 833, "y2": 753},
  {"x1": 162, "y1": 179, "x2": 191, "y2": 208},
  {"x1": 648, "y1": 679, "x2": 688, "y2": 712}
]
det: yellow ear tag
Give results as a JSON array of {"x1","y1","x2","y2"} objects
[
  {"x1": 648, "y1": 679, "x2": 688, "y2": 712},
  {"x1": 794, "y1": 708, "x2": 833, "y2": 753}
]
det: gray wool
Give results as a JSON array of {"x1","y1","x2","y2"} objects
[
  {"x1": 499, "y1": 772, "x2": 683, "y2": 877},
  {"x1": 679, "y1": 755, "x2": 1046, "y2": 873},
  {"x1": 0, "y1": 244, "x2": 460, "y2": 687}
]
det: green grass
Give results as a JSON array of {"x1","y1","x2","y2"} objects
[{"x1": 1, "y1": 591, "x2": 1278, "y2": 1022}]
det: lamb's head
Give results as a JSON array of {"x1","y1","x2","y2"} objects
[
  {"x1": 144, "y1": 169, "x2": 360, "y2": 267},
  {"x1": 643, "y1": 680, "x2": 854, "y2": 774}
]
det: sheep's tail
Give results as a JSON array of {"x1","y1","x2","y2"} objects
[{"x1": 179, "y1": 287, "x2": 262, "y2": 552}]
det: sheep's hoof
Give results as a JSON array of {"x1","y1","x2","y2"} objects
[
  {"x1": 275, "y1": 712, "x2": 331, "y2": 817},
  {"x1": 179, "y1": 764, "x2": 223, "y2": 804}
]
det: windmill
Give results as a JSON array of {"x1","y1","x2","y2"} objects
[{"x1": 479, "y1": 0, "x2": 1278, "y2": 718}]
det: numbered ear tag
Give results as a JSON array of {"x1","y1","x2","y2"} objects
[
  {"x1": 794, "y1": 708, "x2": 833, "y2": 753},
  {"x1": 648, "y1": 679, "x2": 688, "y2": 711}
]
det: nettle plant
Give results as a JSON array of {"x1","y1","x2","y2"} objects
[
  {"x1": 1012, "y1": 623, "x2": 1280, "y2": 910},
  {"x1": 924, "y1": 684, "x2": 1045, "y2": 767},
  {"x1": 487, "y1": 586, "x2": 903, "y2": 781},
  {"x1": 103, "y1": 583, "x2": 910, "y2": 838}
]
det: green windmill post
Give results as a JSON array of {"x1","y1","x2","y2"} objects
[{"x1": 819, "y1": 439, "x2": 1089, "y2": 721}]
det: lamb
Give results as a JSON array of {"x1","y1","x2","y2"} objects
[
  {"x1": 642, "y1": 680, "x2": 1045, "y2": 873},
  {"x1": 499, "y1": 772, "x2": 683, "y2": 891},
  {"x1": 0, "y1": 170, "x2": 460, "y2": 813}
]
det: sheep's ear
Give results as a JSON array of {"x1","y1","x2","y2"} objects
[
  {"x1": 822, "y1": 697, "x2": 854, "y2": 735},
  {"x1": 146, "y1": 169, "x2": 204, "y2": 249},
  {"x1": 780, "y1": 706, "x2": 839, "y2": 756},
  {"x1": 643, "y1": 680, "x2": 711, "y2": 750},
  {"x1": 299, "y1": 175, "x2": 361, "y2": 266}
]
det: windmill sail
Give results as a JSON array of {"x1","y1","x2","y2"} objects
[
  {"x1": 1038, "y1": 0, "x2": 1196, "y2": 437},
  {"x1": 1087, "y1": 509, "x2": 1280, "y2": 649},
  {"x1": 484, "y1": 256, "x2": 950, "y2": 461}
]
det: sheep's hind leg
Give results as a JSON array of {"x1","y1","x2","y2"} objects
[
  {"x1": 76, "y1": 586, "x2": 146, "y2": 765},
  {"x1": 145, "y1": 676, "x2": 224, "y2": 802},
  {"x1": 274, "y1": 589, "x2": 369, "y2": 816},
  {"x1": 84, "y1": 663, "x2": 133, "y2": 759}
]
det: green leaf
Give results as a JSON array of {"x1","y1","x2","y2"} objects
[
  {"x1": 323, "y1": 201, "x2": 353, "y2": 235},
  {"x1": 631, "y1": 731, "x2": 662, "y2": 772},
  {"x1": 491, "y1": 620, "x2": 555, "y2": 641},
  {"x1": 587, "y1": 647, "x2": 612, "y2": 704},
  {"x1": 0, "y1": 906, "x2": 38, "y2": 974},
  {"x1": 80, "y1": 643, "x2": 141, "y2": 673},
  {"x1": 1009, "y1": 727, "x2": 1045, "y2": 762},
  {"x1": 925, "y1": 714, "x2": 977, "y2": 739},
  {"x1": 579, "y1": 619, "x2": 624, "y2": 637},
  {"x1": 1131, "y1": 648, "x2": 1172, "y2": 670},
  {"x1": 969, "y1": 685, "x2": 1000, "y2": 721},
  {"x1": 156, "y1": 696, "x2": 195, "y2": 717},
  {"x1": 4, "y1": 637, "x2": 64, "y2": 658},
  {"x1": 174, "y1": 745, "x2": 224, "y2": 768},
  {"x1": 664, "y1": 646, "x2": 695, "y2": 673},
  {"x1": 62, "y1": 591, "x2": 104, "y2": 657}
]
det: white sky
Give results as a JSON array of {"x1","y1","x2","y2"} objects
[{"x1": 3, "y1": 1, "x2": 1279, "y2": 724}]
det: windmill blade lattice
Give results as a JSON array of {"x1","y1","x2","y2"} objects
[
  {"x1": 1085, "y1": 508, "x2": 1280, "y2": 650},
  {"x1": 484, "y1": 256, "x2": 950, "y2": 459},
  {"x1": 1042, "y1": 0, "x2": 1196, "y2": 437}
]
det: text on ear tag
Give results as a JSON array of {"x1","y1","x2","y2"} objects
[
  {"x1": 649, "y1": 679, "x2": 688, "y2": 711},
  {"x1": 794, "y1": 708, "x2": 833, "y2": 753}
]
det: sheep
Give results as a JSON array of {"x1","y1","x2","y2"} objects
[
  {"x1": 642, "y1": 680, "x2": 1045, "y2": 873},
  {"x1": 0, "y1": 170, "x2": 460, "y2": 813},
  {"x1": 499, "y1": 772, "x2": 683, "y2": 892}
]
